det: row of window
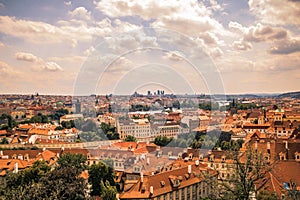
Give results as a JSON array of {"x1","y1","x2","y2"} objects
[{"x1": 154, "y1": 182, "x2": 211, "y2": 200}]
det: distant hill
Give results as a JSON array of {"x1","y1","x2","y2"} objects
[{"x1": 278, "y1": 91, "x2": 300, "y2": 99}]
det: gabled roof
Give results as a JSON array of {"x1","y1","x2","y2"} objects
[
  {"x1": 257, "y1": 161, "x2": 300, "y2": 197},
  {"x1": 119, "y1": 163, "x2": 217, "y2": 199}
]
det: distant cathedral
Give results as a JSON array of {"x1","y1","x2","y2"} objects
[{"x1": 230, "y1": 99, "x2": 237, "y2": 115}]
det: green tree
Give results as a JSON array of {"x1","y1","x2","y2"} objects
[
  {"x1": 23, "y1": 160, "x2": 51, "y2": 184},
  {"x1": 57, "y1": 153, "x2": 87, "y2": 175},
  {"x1": 100, "y1": 180, "x2": 118, "y2": 200},
  {"x1": 61, "y1": 120, "x2": 75, "y2": 129},
  {"x1": 0, "y1": 138, "x2": 9, "y2": 144},
  {"x1": 38, "y1": 167, "x2": 88, "y2": 200},
  {"x1": 55, "y1": 126, "x2": 64, "y2": 130},
  {"x1": 30, "y1": 113, "x2": 49, "y2": 123},
  {"x1": 154, "y1": 135, "x2": 173, "y2": 146},
  {"x1": 0, "y1": 114, "x2": 17, "y2": 130},
  {"x1": 88, "y1": 162, "x2": 115, "y2": 196},
  {"x1": 1, "y1": 157, "x2": 90, "y2": 200},
  {"x1": 124, "y1": 135, "x2": 137, "y2": 142}
]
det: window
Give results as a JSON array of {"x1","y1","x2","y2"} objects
[
  {"x1": 187, "y1": 186, "x2": 191, "y2": 199},
  {"x1": 221, "y1": 156, "x2": 226, "y2": 162},
  {"x1": 169, "y1": 192, "x2": 173, "y2": 199},
  {"x1": 199, "y1": 154, "x2": 203, "y2": 161},
  {"x1": 192, "y1": 185, "x2": 196, "y2": 197},
  {"x1": 181, "y1": 188, "x2": 185, "y2": 199},
  {"x1": 175, "y1": 190, "x2": 179, "y2": 200}
]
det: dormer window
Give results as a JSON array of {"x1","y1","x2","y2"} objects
[
  {"x1": 264, "y1": 153, "x2": 270, "y2": 163},
  {"x1": 133, "y1": 166, "x2": 140, "y2": 173},
  {"x1": 209, "y1": 155, "x2": 214, "y2": 162},
  {"x1": 169, "y1": 176, "x2": 181, "y2": 188},
  {"x1": 221, "y1": 156, "x2": 226, "y2": 162},
  {"x1": 199, "y1": 154, "x2": 203, "y2": 161},
  {"x1": 174, "y1": 179, "x2": 180, "y2": 187},
  {"x1": 279, "y1": 152, "x2": 286, "y2": 161}
]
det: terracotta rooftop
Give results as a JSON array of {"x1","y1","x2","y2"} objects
[{"x1": 119, "y1": 162, "x2": 217, "y2": 199}]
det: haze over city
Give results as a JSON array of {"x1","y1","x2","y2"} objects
[{"x1": 0, "y1": 0, "x2": 299, "y2": 95}]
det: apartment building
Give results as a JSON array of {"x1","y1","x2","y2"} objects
[{"x1": 117, "y1": 119, "x2": 151, "y2": 142}]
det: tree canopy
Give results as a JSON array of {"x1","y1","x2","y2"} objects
[
  {"x1": 124, "y1": 135, "x2": 137, "y2": 142},
  {"x1": 88, "y1": 162, "x2": 116, "y2": 197},
  {"x1": 56, "y1": 153, "x2": 87, "y2": 175}
]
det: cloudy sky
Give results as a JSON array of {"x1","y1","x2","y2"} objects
[{"x1": 0, "y1": 0, "x2": 299, "y2": 95}]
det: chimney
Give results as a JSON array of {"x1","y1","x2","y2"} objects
[
  {"x1": 195, "y1": 160, "x2": 199, "y2": 166},
  {"x1": 140, "y1": 172, "x2": 144, "y2": 183},
  {"x1": 150, "y1": 186, "x2": 153, "y2": 195},
  {"x1": 14, "y1": 162, "x2": 18, "y2": 173},
  {"x1": 188, "y1": 165, "x2": 192, "y2": 174}
]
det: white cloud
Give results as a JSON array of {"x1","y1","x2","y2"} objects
[
  {"x1": 229, "y1": 22, "x2": 288, "y2": 43},
  {"x1": 105, "y1": 29, "x2": 158, "y2": 53},
  {"x1": 84, "y1": 46, "x2": 96, "y2": 56},
  {"x1": 64, "y1": 1, "x2": 71, "y2": 6},
  {"x1": 209, "y1": 47, "x2": 224, "y2": 59},
  {"x1": 208, "y1": 0, "x2": 223, "y2": 11},
  {"x1": 0, "y1": 16, "x2": 78, "y2": 46},
  {"x1": 42, "y1": 62, "x2": 63, "y2": 71},
  {"x1": 15, "y1": 51, "x2": 63, "y2": 72},
  {"x1": 95, "y1": 0, "x2": 226, "y2": 37},
  {"x1": 95, "y1": 0, "x2": 195, "y2": 20},
  {"x1": 113, "y1": 19, "x2": 140, "y2": 33},
  {"x1": 163, "y1": 51, "x2": 185, "y2": 61},
  {"x1": 232, "y1": 40, "x2": 252, "y2": 51},
  {"x1": 69, "y1": 7, "x2": 91, "y2": 21},
  {"x1": 94, "y1": 0, "x2": 228, "y2": 68},
  {"x1": 0, "y1": 61, "x2": 14, "y2": 77},
  {"x1": 0, "y1": 15, "x2": 147, "y2": 50},
  {"x1": 249, "y1": 0, "x2": 300, "y2": 25},
  {"x1": 270, "y1": 39, "x2": 300, "y2": 54},
  {"x1": 15, "y1": 52, "x2": 40, "y2": 62},
  {"x1": 107, "y1": 56, "x2": 134, "y2": 72},
  {"x1": 198, "y1": 32, "x2": 220, "y2": 45}
]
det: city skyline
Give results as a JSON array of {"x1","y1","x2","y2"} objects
[{"x1": 0, "y1": 0, "x2": 300, "y2": 95}]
